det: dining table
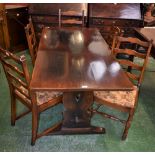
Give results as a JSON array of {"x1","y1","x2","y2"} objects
[{"x1": 30, "y1": 27, "x2": 134, "y2": 135}]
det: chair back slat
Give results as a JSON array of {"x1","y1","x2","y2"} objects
[
  {"x1": 61, "y1": 10, "x2": 83, "y2": 16},
  {"x1": 7, "y1": 71, "x2": 28, "y2": 89},
  {"x1": 117, "y1": 59, "x2": 143, "y2": 71},
  {"x1": 117, "y1": 37, "x2": 150, "y2": 47},
  {"x1": 58, "y1": 9, "x2": 85, "y2": 28},
  {"x1": 112, "y1": 36, "x2": 153, "y2": 86},
  {"x1": 13, "y1": 83, "x2": 30, "y2": 99},
  {"x1": 1, "y1": 59, "x2": 25, "y2": 77},
  {"x1": 0, "y1": 47, "x2": 21, "y2": 63},
  {"x1": 0, "y1": 47, "x2": 30, "y2": 97},
  {"x1": 25, "y1": 16, "x2": 38, "y2": 65},
  {"x1": 126, "y1": 72, "x2": 139, "y2": 81},
  {"x1": 61, "y1": 19, "x2": 83, "y2": 25},
  {"x1": 113, "y1": 48, "x2": 146, "y2": 59}
]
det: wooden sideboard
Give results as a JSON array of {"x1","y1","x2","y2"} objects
[
  {"x1": 0, "y1": 4, "x2": 28, "y2": 52},
  {"x1": 1, "y1": 3, "x2": 145, "y2": 51},
  {"x1": 88, "y1": 3, "x2": 144, "y2": 45}
]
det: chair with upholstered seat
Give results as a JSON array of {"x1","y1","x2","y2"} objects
[
  {"x1": 93, "y1": 36, "x2": 152, "y2": 140},
  {"x1": 58, "y1": 9, "x2": 85, "y2": 28},
  {"x1": 25, "y1": 17, "x2": 38, "y2": 65},
  {"x1": 0, "y1": 47, "x2": 63, "y2": 145}
]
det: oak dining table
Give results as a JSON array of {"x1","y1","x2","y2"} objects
[{"x1": 30, "y1": 27, "x2": 134, "y2": 135}]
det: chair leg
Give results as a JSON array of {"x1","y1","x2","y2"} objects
[
  {"x1": 31, "y1": 106, "x2": 39, "y2": 146},
  {"x1": 122, "y1": 108, "x2": 135, "y2": 140},
  {"x1": 11, "y1": 94, "x2": 16, "y2": 126}
]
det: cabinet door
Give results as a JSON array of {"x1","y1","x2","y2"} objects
[
  {"x1": 0, "y1": 4, "x2": 10, "y2": 49},
  {"x1": 6, "y1": 7, "x2": 28, "y2": 51},
  {"x1": 0, "y1": 16, "x2": 5, "y2": 48}
]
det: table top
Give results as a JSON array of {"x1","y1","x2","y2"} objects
[
  {"x1": 135, "y1": 28, "x2": 155, "y2": 47},
  {"x1": 30, "y1": 27, "x2": 134, "y2": 91}
]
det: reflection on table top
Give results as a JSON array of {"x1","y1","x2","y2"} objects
[{"x1": 30, "y1": 27, "x2": 134, "y2": 91}]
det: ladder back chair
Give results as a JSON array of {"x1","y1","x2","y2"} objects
[
  {"x1": 93, "y1": 36, "x2": 153, "y2": 140},
  {"x1": 25, "y1": 17, "x2": 38, "y2": 65},
  {"x1": 108, "y1": 26, "x2": 124, "y2": 48},
  {"x1": 0, "y1": 47, "x2": 63, "y2": 145},
  {"x1": 58, "y1": 9, "x2": 85, "y2": 28}
]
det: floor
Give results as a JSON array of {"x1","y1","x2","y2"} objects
[{"x1": 0, "y1": 51, "x2": 155, "y2": 151}]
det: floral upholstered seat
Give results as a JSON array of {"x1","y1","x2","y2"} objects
[
  {"x1": 94, "y1": 86, "x2": 138, "y2": 108},
  {"x1": 14, "y1": 86, "x2": 62, "y2": 105},
  {"x1": 36, "y1": 91, "x2": 62, "y2": 105}
]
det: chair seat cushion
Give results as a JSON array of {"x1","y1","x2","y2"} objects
[
  {"x1": 15, "y1": 86, "x2": 62, "y2": 105},
  {"x1": 36, "y1": 91, "x2": 62, "y2": 105},
  {"x1": 94, "y1": 86, "x2": 138, "y2": 108}
]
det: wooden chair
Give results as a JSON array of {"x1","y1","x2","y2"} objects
[
  {"x1": 58, "y1": 9, "x2": 85, "y2": 28},
  {"x1": 0, "y1": 47, "x2": 63, "y2": 145},
  {"x1": 25, "y1": 17, "x2": 38, "y2": 65},
  {"x1": 107, "y1": 26, "x2": 124, "y2": 48},
  {"x1": 93, "y1": 36, "x2": 153, "y2": 140}
]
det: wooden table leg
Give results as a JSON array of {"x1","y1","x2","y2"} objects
[
  {"x1": 48, "y1": 91, "x2": 105, "y2": 135},
  {"x1": 60, "y1": 91, "x2": 105, "y2": 134}
]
